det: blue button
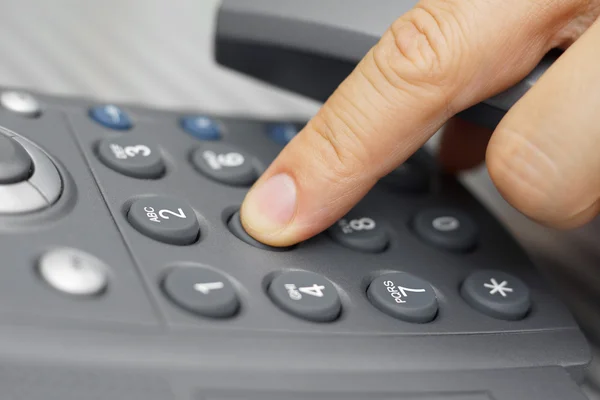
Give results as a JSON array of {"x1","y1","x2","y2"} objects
[
  {"x1": 266, "y1": 123, "x2": 300, "y2": 145},
  {"x1": 180, "y1": 116, "x2": 222, "y2": 140},
  {"x1": 89, "y1": 105, "x2": 132, "y2": 130}
]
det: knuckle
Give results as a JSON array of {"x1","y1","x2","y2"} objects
[
  {"x1": 487, "y1": 129, "x2": 577, "y2": 222},
  {"x1": 372, "y1": 4, "x2": 464, "y2": 96},
  {"x1": 302, "y1": 106, "x2": 373, "y2": 183}
]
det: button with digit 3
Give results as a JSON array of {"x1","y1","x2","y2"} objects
[
  {"x1": 412, "y1": 208, "x2": 478, "y2": 252},
  {"x1": 267, "y1": 270, "x2": 341, "y2": 322},
  {"x1": 127, "y1": 196, "x2": 200, "y2": 245},
  {"x1": 327, "y1": 211, "x2": 389, "y2": 253},
  {"x1": 191, "y1": 143, "x2": 259, "y2": 186},
  {"x1": 367, "y1": 272, "x2": 438, "y2": 323},
  {"x1": 97, "y1": 136, "x2": 165, "y2": 179}
]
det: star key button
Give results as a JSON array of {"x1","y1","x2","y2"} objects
[{"x1": 461, "y1": 270, "x2": 531, "y2": 321}]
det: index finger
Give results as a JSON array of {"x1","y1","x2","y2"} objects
[{"x1": 240, "y1": 0, "x2": 586, "y2": 247}]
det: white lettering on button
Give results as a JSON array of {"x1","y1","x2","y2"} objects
[
  {"x1": 193, "y1": 281, "x2": 224, "y2": 294},
  {"x1": 143, "y1": 206, "x2": 186, "y2": 223},
  {"x1": 298, "y1": 284, "x2": 325, "y2": 298},
  {"x1": 384, "y1": 280, "x2": 426, "y2": 304},
  {"x1": 338, "y1": 217, "x2": 376, "y2": 234},
  {"x1": 110, "y1": 144, "x2": 151, "y2": 160},
  {"x1": 105, "y1": 105, "x2": 122, "y2": 123},
  {"x1": 203, "y1": 151, "x2": 245, "y2": 170},
  {"x1": 483, "y1": 278, "x2": 513, "y2": 297},
  {"x1": 432, "y1": 216, "x2": 460, "y2": 232},
  {"x1": 284, "y1": 284, "x2": 302, "y2": 300}
]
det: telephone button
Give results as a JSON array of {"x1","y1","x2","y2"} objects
[
  {"x1": 97, "y1": 136, "x2": 165, "y2": 179},
  {"x1": 367, "y1": 272, "x2": 438, "y2": 323},
  {"x1": 191, "y1": 143, "x2": 259, "y2": 186},
  {"x1": 327, "y1": 211, "x2": 388, "y2": 253},
  {"x1": 127, "y1": 196, "x2": 200, "y2": 245},
  {"x1": 89, "y1": 105, "x2": 132, "y2": 130},
  {"x1": 267, "y1": 271, "x2": 341, "y2": 322}
]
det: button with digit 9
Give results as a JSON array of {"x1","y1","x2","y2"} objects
[{"x1": 327, "y1": 210, "x2": 389, "y2": 253}]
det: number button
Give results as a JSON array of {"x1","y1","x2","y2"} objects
[
  {"x1": 97, "y1": 136, "x2": 165, "y2": 179},
  {"x1": 127, "y1": 196, "x2": 200, "y2": 245},
  {"x1": 267, "y1": 271, "x2": 341, "y2": 322},
  {"x1": 191, "y1": 143, "x2": 260, "y2": 186},
  {"x1": 412, "y1": 208, "x2": 478, "y2": 252},
  {"x1": 327, "y1": 211, "x2": 389, "y2": 253}
]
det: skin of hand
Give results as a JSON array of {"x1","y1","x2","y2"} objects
[{"x1": 240, "y1": 0, "x2": 600, "y2": 247}]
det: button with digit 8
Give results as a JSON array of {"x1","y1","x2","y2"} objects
[
  {"x1": 97, "y1": 136, "x2": 165, "y2": 179},
  {"x1": 327, "y1": 210, "x2": 389, "y2": 253}
]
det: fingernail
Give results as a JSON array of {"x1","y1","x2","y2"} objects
[{"x1": 242, "y1": 173, "x2": 297, "y2": 235}]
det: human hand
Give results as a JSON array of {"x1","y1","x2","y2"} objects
[{"x1": 240, "y1": 0, "x2": 600, "y2": 247}]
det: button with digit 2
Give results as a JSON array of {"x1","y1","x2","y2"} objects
[{"x1": 127, "y1": 196, "x2": 200, "y2": 245}]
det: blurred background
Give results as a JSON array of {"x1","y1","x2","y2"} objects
[{"x1": 0, "y1": 0, "x2": 598, "y2": 397}]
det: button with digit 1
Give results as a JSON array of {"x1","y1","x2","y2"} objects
[
  {"x1": 97, "y1": 136, "x2": 165, "y2": 179},
  {"x1": 327, "y1": 210, "x2": 389, "y2": 253},
  {"x1": 127, "y1": 196, "x2": 200, "y2": 245}
]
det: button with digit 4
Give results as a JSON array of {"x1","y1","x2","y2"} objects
[
  {"x1": 97, "y1": 136, "x2": 165, "y2": 179},
  {"x1": 461, "y1": 270, "x2": 531, "y2": 321},
  {"x1": 412, "y1": 207, "x2": 478, "y2": 252},
  {"x1": 267, "y1": 270, "x2": 341, "y2": 322},
  {"x1": 327, "y1": 210, "x2": 389, "y2": 253},
  {"x1": 191, "y1": 142, "x2": 259, "y2": 186},
  {"x1": 127, "y1": 196, "x2": 200, "y2": 245},
  {"x1": 367, "y1": 272, "x2": 438, "y2": 323},
  {"x1": 163, "y1": 265, "x2": 239, "y2": 318}
]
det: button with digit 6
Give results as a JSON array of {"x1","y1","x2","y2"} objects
[
  {"x1": 127, "y1": 196, "x2": 200, "y2": 245},
  {"x1": 97, "y1": 136, "x2": 165, "y2": 179},
  {"x1": 327, "y1": 210, "x2": 388, "y2": 253},
  {"x1": 191, "y1": 143, "x2": 259, "y2": 186}
]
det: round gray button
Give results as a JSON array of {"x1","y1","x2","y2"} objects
[
  {"x1": 268, "y1": 271, "x2": 341, "y2": 322},
  {"x1": 38, "y1": 248, "x2": 109, "y2": 296},
  {"x1": 97, "y1": 136, "x2": 165, "y2": 179},
  {"x1": 0, "y1": 134, "x2": 32, "y2": 183},
  {"x1": 367, "y1": 272, "x2": 438, "y2": 323},
  {"x1": 328, "y1": 211, "x2": 388, "y2": 253},
  {"x1": 412, "y1": 208, "x2": 477, "y2": 252},
  {"x1": 0, "y1": 91, "x2": 41, "y2": 117},
  {"x1": 228, "y1": 210, "x2": 290, "y2": 252},
  {"x1": 163, "y1": 266, "x2": 239, "y2": 318},
  {"x1": 461, "y1": 270, "x2": 531, "y2": 321},
  {"x1": 127, "y1": 196, "x2": 200, "y2": 245},
  {"x1": 191, "y1": 143, "x2": 258, "y2": 186}
]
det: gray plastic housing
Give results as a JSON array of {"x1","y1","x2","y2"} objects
[
  {"x1": 214, "y1": 0, "x2": 560, "y2": 130},
  {"x1": 0, "y1": 87, "x2": 589, "y2": 399}
]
